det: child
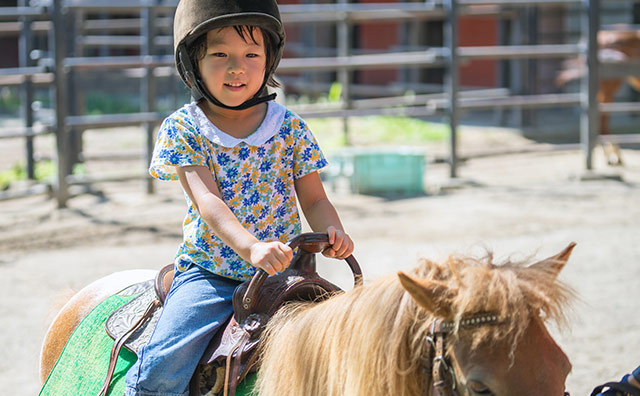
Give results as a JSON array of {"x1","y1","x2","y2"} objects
[{"x1": 124, "y1": 0, "x2": 354, "y2": 395}]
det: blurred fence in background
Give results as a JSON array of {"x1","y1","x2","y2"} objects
[{"x1": 1, "y1": 0, "x2": 640, "y2": 206}]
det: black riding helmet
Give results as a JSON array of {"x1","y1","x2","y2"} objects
[{"x1": 173, "y1": 0, "x2": 285, "y2": 110}]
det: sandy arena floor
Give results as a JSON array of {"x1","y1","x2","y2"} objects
[{"x1": 1, "y1": 127, "x2": 639, "y2": 395}]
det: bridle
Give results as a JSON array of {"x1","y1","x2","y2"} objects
[
  {"x1": 423, "y1": 313, "x2": 571, "y2": 396},
  {"x1": 424, "y1": 313, "x2": 501, "y2": 396}
]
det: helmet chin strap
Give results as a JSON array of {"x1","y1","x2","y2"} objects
[{"x1": 192, "y1": 78, "x2": 276, "y2": 111}]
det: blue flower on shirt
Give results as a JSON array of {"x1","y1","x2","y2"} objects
[
  {"x1": 238, "y1": 147, "x2": 250, "y2": 160},
  {"x1": 166, "y1": 150, "x2": 183, "y2": 165},
  {"x1": 316, "y1": 158, "x2": 328, "y2": 168},
  {"x1": 275, "y1": 205, "x2": 287, "y2": 218},
  {"x1": 301, "y1": 147, "x2": 313, "y2": 162},
  {"x1": 245, "y1": 214, "x2": 257, "y2": 225},
  {"x1": 285, "y1": 146, "x2": 294, "y2": 157},
  {"x1": 274, "y1": 179, "x2": 287, "y2": 196},
  {"x1": 259, "y1": 159, "x2": 272, "y2": 173},
  {"x1": 226, "y1": 167, "x2": 239, "y2": 180},
  {"x1": 241, "y1": 178, "x2": 253, "y2": 195},
  {"x1": 217, "y1": 152, "x2": 231, "y2": 166},
  {"x1": 257, "y1": 226, "x2": 272, "y2": 240},
  {"x1": 220, "y1": 245, "x2": 234, "y2": 258},
  {"x1": 185, "y1": 134, "x2": 200, "y2": 152},
  {"x1": 279, "y1": 124, "x2": 291, "y2": 138},
  {"x1": 195, "y1": 235, "x2": 210, "y2": 251},
  {"x1": 274, "y1": 224, "x2": 286, "y2": 238},
  {"x1": 243, "y1": 191, "x2": 260, "y2": 206}
]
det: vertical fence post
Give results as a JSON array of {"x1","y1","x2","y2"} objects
[
  {"x1": 511, "y1": 7, "x2": 524, "y2": 127},
  {"x1": 141, "y1": 1, "x2": 156, "y2": 194},
  {"x1": 581, "y1": 0, "x2": 599, "y2": 170},
  {"x1": 18, "y1": 0, "x2": 35, "y2": 180},
  {"x1": 337, "y1": 0, "x2": 351, "y2": 145},
  {"x1": 444, "y1": 0, "x2": 459, "y2": 178},
  {"x1": 51, "y1": 0, "x2": 69, "y2": 207}
]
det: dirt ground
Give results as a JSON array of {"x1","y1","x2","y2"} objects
[{"x1": 1, "y1": 126, "x2": 639, "y2": 396}]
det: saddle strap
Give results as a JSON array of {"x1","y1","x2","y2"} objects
[
  {"x1": 223, "y1": 329, "x2": 251, "y2": 396},
  {"x1": 97, "y1": 299, "x2": 161, "y2": 396}
]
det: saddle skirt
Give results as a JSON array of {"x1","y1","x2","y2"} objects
[{"x1": 105, "y1": 281, "x2": 160, "y2": 353}]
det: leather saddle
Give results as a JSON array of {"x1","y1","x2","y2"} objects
[{"x1": 100, "y1": 232, "x2": 362, "y2": 396}]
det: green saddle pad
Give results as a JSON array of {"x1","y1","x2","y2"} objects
[{"x1": 39, "y1": 286, "x2": 257, "y2": 396}]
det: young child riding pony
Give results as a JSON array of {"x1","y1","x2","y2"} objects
[{"x1": 124, "y1": 0, "x2": 355, "y2": 394}]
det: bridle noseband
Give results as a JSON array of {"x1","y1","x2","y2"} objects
[{"x1": 424, "y1": 313, "x2": 571, "y2": 396}]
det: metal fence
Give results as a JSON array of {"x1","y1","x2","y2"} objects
[{"x1": 0, "y1": 0, "x2": 638, "y2": 207}]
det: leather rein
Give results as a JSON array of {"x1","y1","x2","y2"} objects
[{"x1": 424, "y1": 313, "x2": 571, "y2": 396}]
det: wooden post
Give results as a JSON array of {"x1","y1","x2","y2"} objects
[
  {"x1": 444, "y1": 0, "x2": 459, "y2": 178},
  {"x1": 337, "y1": 0, "x2": 351, "y2": 145},
  {"x1": 141, "y1": 1, "x2": 156, "y2": 194},
  {"x1": 18, "y1": 0, "x2": 35, "y2": 180},
  {"x1": 51, "y1": 0, "x2": 70, "y2": 207},
  {"x1": 581, "y1": 0, "x2": 599, "y2": 170}
]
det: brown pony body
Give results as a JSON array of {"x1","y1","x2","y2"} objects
[{"x1": 256, "y1": 245, "x2": 575, "y2": 396}]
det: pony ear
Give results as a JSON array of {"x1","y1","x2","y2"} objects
[
  {"x1": 530, "y1": 242, "x2": 576, "y2": 278},
  {"x1": 397, "y1": 271, "x2": 453, "y2": 317}
]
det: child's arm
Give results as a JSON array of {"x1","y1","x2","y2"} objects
[
  {"x1": 177, "y1": 165, "x2": 292, "y2": 275},
  {"x1": 295, "y1": 171, "x2": 354, "y2": 259}
]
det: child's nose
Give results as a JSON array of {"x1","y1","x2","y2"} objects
[{"x1": 227, "y1": 56, "x2": 245, "y2": 73}]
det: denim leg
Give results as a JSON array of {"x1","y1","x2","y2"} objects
[{"x1": 124, "y1": 265, "x2": 240, "y2": 396}]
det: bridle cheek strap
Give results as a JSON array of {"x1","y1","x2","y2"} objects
[
  {"x1": 427, "y1": 314, "x2": 501, "y2": 396},
  {"x1": 430, "y1": 323, "x2": 458, "y2": 396}
]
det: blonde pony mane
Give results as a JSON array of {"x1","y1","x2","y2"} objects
[{"x1": 255, "y1": 252, "x2": 574, "y2": 396}]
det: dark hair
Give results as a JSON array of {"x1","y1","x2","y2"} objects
[{"x1": 188, "y1": 25, "x2": 281, "y2": 88}]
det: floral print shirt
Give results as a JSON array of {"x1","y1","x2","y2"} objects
[{"x1": 150, "y1": 101, "x2": 327, "y2": 281}]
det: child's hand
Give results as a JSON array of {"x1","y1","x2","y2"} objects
[
  {"x1": 323, "y1": 226, "x2": 354, "y2": 260},
  {"x1": 249, "y1": 241, "x2": 293, "y2": 276}
]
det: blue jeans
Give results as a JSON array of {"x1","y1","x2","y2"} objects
[{"x1": 124, "y1": 264, "x2": 241, "y2": 396}]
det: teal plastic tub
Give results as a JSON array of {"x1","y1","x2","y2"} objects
[{"x1": 347, "y1": 148, "x2": 426, "y2": 195}]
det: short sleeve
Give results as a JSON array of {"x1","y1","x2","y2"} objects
[
  {"x1": 149, "y1": 113, "x2": 208, "y2": 181},
  {"x1": 292, "y1": 117, "x2": 328, "y2": 180}
]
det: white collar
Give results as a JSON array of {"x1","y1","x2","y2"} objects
[{"x1": 187, "y1": 101, "x2": 286, "y2": 148}]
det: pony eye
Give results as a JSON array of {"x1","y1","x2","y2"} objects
[{"x1": 467, "y1": 381, "x2": 494, "y2": 395}]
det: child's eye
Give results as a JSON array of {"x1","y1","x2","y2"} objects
[
  {"x1": 246, "y1": 53, "x2": 260, "y2": 58},
  {"x1": 211, "y1": 52, "x2": 226, "y2": 58}
]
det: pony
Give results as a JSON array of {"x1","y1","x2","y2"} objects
[
  {"x1": 40, "y1": 244, "x2": 575, "y2": 396},
  {"x1": 256, "y1": 243, "x2": 576, "y2": 396},
  {"x1": 39, "y1": 269, "x2": 156, "y2": 384},
  {"x1": 557, "y1": 26, "x2": 640, "y2": 166}
]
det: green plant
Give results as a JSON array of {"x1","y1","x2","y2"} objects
[
  {"x1": 0, "y1": 87, "x2": 21, "y2": 114},
  {"x1": 308, "y1": 115, "x2": 449, "y2": 150},
  {"x1": 328, "y1": 82, "x2": 342, "y2": 103},
  {"x1": 86, "y1": 92, "x2": 139, "y2": 115},
  {"x1": 0, "y1": 160, "x2": 57, "y2": 190}
]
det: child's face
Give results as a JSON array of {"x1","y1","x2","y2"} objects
[{"x1": 198, "y1": 27, "x2": 267, "y2": 108}]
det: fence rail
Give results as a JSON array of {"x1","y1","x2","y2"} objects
[{"x1": 0, "y1": 0, "x2": 636, "y2": 205}]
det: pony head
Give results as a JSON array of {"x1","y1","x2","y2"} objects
[
  {"x1": 398, "y1": 243, "x2": 576, "y2": 396},
  {"x1": 257, "y1": 243, "x2": 576, "y2": 396}
]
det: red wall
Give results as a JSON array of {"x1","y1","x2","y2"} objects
[{"x1": 458, "y1": 16, "x2": 498, "y2": 87}]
